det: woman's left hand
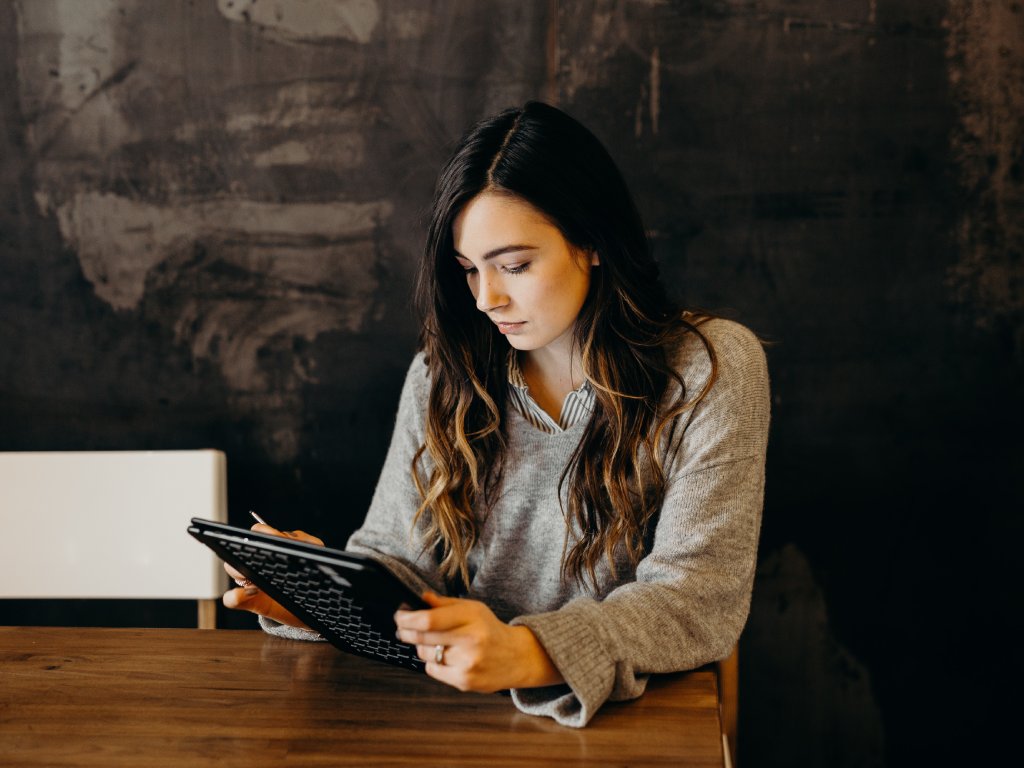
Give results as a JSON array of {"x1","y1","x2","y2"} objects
[{"x1": 394, "y1": 593, "x2": 563, "y2": 693}]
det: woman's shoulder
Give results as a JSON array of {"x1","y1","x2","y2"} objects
[
  {"x1": 401, "y1": 350, "x2": 432, "y2": 395},
  {"x1": 407, "y1": 349, "x2": 430, "y2": 376},
  {"x1": 672, "y1": 315, "x2": 764, "y2": 365},
  {"x1": 387, "y1": 351, "x2": 432, "y2": 423},
  {"x1": 669, "y1": 316, "x2": 769, "y2": 402}
]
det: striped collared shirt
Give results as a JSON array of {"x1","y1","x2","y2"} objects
[{"x1": 506, "y1": 351, "x2": 595, "y2": 434}]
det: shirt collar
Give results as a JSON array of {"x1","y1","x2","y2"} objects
[{"x1": 506, "y1": 349, "x2": 592, "y2": 395}]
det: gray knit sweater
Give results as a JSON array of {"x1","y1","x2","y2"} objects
[{"x1": 263, "y1": 318, "x2": 770, "y2": 727}]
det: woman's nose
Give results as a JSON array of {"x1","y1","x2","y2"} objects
[{"x1": 475, "y1": 273, "x2": 508, "y2": 312}]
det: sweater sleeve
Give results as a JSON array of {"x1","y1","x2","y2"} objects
[{"x1": 508, "y1": 320, "x2": 770, "y2": 727}]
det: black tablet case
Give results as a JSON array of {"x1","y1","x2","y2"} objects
[{"x1": 188, "y1": 518, "x2": 426, "y2": 672}]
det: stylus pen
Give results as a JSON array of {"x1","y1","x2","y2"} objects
[{"x1": 251, "y1": 510, "x2": 292, "y2": 536}]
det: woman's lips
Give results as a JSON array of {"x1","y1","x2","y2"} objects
[{"x1": 496, "y1": 321, "x2": 526, "y2": 334}]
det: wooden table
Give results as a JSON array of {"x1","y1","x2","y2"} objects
[{"x1": 0, "y1": 627, "x2": 725, "y2": 767}]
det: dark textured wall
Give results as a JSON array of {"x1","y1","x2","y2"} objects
[{"x1": 1, "y1": 2, "x2": 1020, "y2": 766}]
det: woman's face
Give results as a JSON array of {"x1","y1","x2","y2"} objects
[{"x1": 452, "y1": 191, "x2": 597, "y2": 362}]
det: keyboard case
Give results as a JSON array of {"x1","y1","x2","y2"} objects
[{"x1": 188, "y1": 518, "x2": 427, "y2": 671}]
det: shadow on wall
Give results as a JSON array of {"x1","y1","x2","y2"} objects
[{"x1": 745, "y1": 545, "x2": 884, "y2": 766}]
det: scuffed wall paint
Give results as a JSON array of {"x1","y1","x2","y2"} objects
[
  {"x1": 558, "y1": 2, "x2": 640, "y2": 103},
  {"x1": 945, "y1": 1, "x2": 1024, "y2": 352},
  {"x1": 53, "y1": 193, "x2": 389, "y2": 312},
  {"x1": 14, "y1": 0, "x2": 138, "y2": 157},
  {"x1": 12, "y1": 1, "x2": 399, "y2": 463},
  {"x1": 217, "y1": 0, "x2": 381, "y2": 45}
]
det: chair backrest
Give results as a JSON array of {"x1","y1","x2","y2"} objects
[
  {"x1": 717, "y1": 646, "x2": 739, "y2": 767},
  {"x1": 0, "y1": 450, "x2": 227, "y2": 610}
]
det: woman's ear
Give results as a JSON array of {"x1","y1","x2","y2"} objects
[{"x1": 590, "y1": 250, "x2": 600, "y2": 266}]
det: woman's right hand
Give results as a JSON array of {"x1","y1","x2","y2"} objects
[{"x1": 222, "y1": 523, "x2": 325, "y2": 629}]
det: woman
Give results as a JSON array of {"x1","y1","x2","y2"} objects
[{"x1": 224, "y1": 101, "x2": 770, "y2": 727}]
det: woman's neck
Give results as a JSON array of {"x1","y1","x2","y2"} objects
[{"x1": 519, "y1": 345, "x2": 586, "y2": 422}]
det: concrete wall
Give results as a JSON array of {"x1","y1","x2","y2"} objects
[{"x1": 1, "y1": 2, "x2": 1020, "y2": 765}]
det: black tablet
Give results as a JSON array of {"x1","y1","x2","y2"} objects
[{"x1": 187, "y1": 518, "x2": 427, "y2": 671}]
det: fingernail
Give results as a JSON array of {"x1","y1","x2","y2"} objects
[{"x1": 244, "y1": 586, "x2": 259, "y2": 596}]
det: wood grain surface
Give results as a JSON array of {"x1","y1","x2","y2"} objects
[{"x1": 0, "y1": 627, "x2": 723, "y2": 767}]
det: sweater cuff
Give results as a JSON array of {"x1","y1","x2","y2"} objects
[
  {"x1": 257, "y1": 615, "x2": 325, "y2": 642},
  {"x1": 509, "y1": 603, "x2": 616, "y2": 728}
]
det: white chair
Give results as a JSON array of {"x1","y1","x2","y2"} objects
[{"x1": 0, "y1": 450, "x2": 228, "y2": 628}]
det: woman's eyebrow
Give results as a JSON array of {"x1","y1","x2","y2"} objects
[{"x1": 454, "y1": 245, "x2": 538, "y2": 261}]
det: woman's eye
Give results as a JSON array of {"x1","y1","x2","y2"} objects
[
  {"x1": 503, "y1": 262, "x2": 530, "y2": 275},
  {"x1": 461, "y1": 266, "x2": 477, "y2": 275}
]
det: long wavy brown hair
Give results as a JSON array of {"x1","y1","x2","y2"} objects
[{"x1": 413, "y1": 102, "x2": 716, "y2": 590}]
